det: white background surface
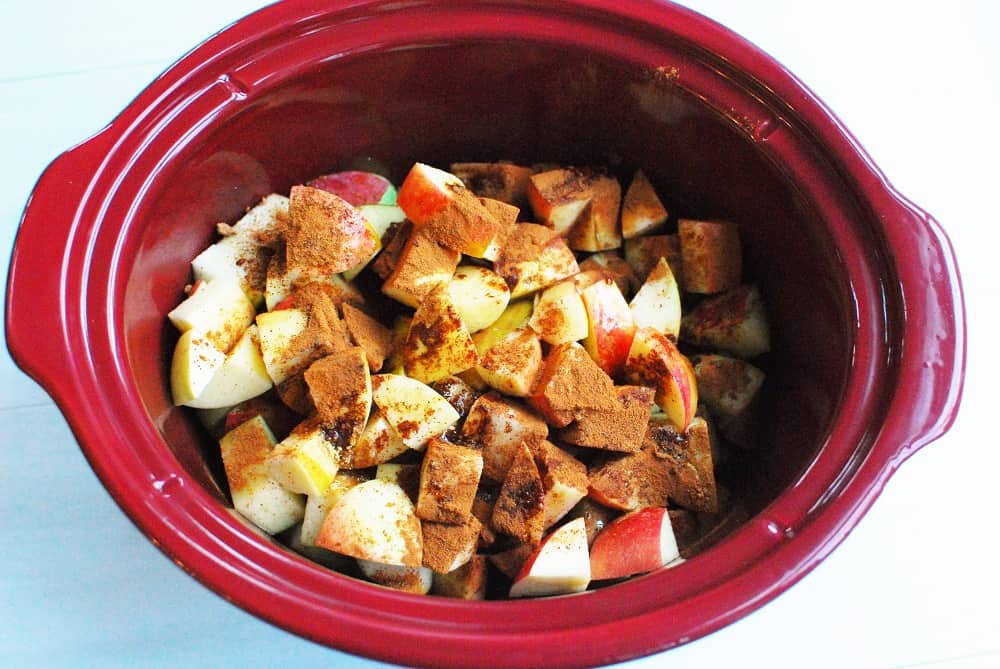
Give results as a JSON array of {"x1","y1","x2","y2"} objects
[{"x1": 2, "y1": 2, "x2": 996, "y2": 667}]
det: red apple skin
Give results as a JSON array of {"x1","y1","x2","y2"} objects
[
  {"x1": 625, "y1": 327, "x2": 698, "y2": 431},
  {"x1": 590, "y1": 507, "x2": 678, "y2": 580},
  {"x1": 307, "y1": 171, "x2": 394, "y2": 206},
  {"x1": 395, "y1": 163, "x2": 465, "y2": 225},
  {"x1": 223, "y1": 408, "x2": 260, "y2": 434},
  {"x1": 581, "y1": 278, "x2": 637, "y2": 377}
]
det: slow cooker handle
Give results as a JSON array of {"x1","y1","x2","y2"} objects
[
  {"x1": 871, "y1": 189, "x2": 965, "y2": 467},
  {"x1": 5, "y1": 128, "x2": 113, "y2": 402}
]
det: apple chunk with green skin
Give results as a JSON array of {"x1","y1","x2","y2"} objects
[
  {"x1": 307, "y1": 170, "x2": 397, "y2": 206},
  {"x1": 179, "y1": 324, "x2": 273, "y2": 409},
  {"x1": 370, "y1": 374, "x2": 460, "y2": 450},
  {"x1": 315, "y1": 479, "x2": 423, "y2": 567},
  {"x1": 219, "y1": 415, "x2": 304, "y2": 535},
  {"x1": 581, "y1": 277, "x2": 637, "y2": 377},
  {"x1": 624, "y1": 327, "x2": 698, "y2": 431},
  {"x1": 629, "y1": 257, "x2": 682, "y2": 339},
  {"x1": 509, "y1": 517, "x2": 591, "y2": 598},
  {"x1": 589, "y1": 507, "x2": 680, "y2": 580}
]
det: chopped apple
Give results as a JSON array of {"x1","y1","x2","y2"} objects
[
  {"x1": 382, "y1": 226, "x2": 461, "y2": 308},
  {"x1": 565, "y1": 174, "x2": 622, "y2": 252},
  {"x1": 587, "y1": 447, "x2": 673, "y2": 511},
  {"x1": 528, "y1": 341, "x2": 617, "y2": 428},
  {"x1": 680, "y1": 284, "x2": 770, "y2": 359},
  {"x1": 509, "y1": 517, "x2": 591, "y2": 598},
  {"x1": 180, "y1": 324, "x2": 273, "y2": 409},
  {"x1": 370, "y1": 374, "x2": 461, "y2": 450},
  {"x1": 300, "y1": 471, "x2": 367, "y2": 546},
  {"x1": 431, "y1": 554, "x2": 488, "y2": 600},
  {"x1": 255, "y1": 307, "x2": 309, "y2": 385},
  {"x1": 471, "y1": 300, "x2": 533, "y2": 355},
  {"x1": 384, "y1": 314, "x2": 411, "y2": 376},
  {"x1": 343, "y1": 203, "x2": 407, "y2": 281},
  {"x1": 416, "y1": 438, "x2": 484, "y2": 524},
  {"x1": 444, "y1": 265, "x2": 511, "y2": 333},
  {"x1": 167, "y1": 278, "x2": 256, "y2": 353},
  {"x1": 475, "y1": 327, "x2": 542, "y2": 397},
  {"x1": 692, "y1": 354, "x2": 765, "y2": 420},
  {"x1": 302, "y1": 346, "x2": 373, "y2": 453},
  {"x1": 315, "y1": 478, "x2": 423, "y2": 567},
  {"x1": 170, "y1": 329, "x2": 227, "y2": 406},
  {"x1": 678, "y1": 219, "x2": 741, "y2": 294},
  {"x1": 624, "y1": 327, "x2": 698, "y2": 431},
  {"x1": 347, "y1": 410, "x2": 409, "y2": 469},
  {"x1": 477, "y1": 197, "x2": 521, "y2": 262},
  {"x1": 558, "y1": 385, "x2": 654, "y2": 453},
  {"x1": 624, "y1": 233, "x2": 682, "y2": 284},
  {"x1": 375, "y1": 463, "x2": 421, "y2": 502},
  {"x1": 265, "y1": 250, "x2": 364, "y2": 311},
  {"x1": 589, "y1": 507, "x2": 680, "y2": 580},
  {"x1": 530, "y1": 440, "x2": 588, "y2": 529},
  {"x1": 222, "y1": 192, "x2": 289, "y2": 243},
  {"x1": 629, "y1": 257, "x2": 682, "y2": 338},
  {"x1": 370, "y1": 220, "x2": 411, "y2": 281},
  {"x1": 578, "y1": 252, "x2": 639, "y2": 297},
  {"x1": 286, "y1": 185, "x2": 378, "y2": 276},
  {"x1": 395, "y1": 162, "x2": 503, "y2": 258},
  {"x1": 527, "y1": 167, "x2": 593, "y2": 235},
  {"x1": 219, "y1": 415, "x2": 304, "y2": 534},
  {"x1": 307, "y1": 170, "x2": 397, "y2": 206},
  {"x1": 265, "y1": 421, "x2": 341, "y2": 497},
  {"x1": 528, "y1": 280, "x2": 589, "y2": 345},
  {"x1": 421, "y1": 516, "x2": 482, "y2": 573},
  {"x1": 621, "y1": 169, "x2": 668, "y2": 239},
  {"x1": 580, "y1": 277, "x2": 637, "y2": 377},
  {"x1": 341, "y1": 303, "x2": 393, "y2": 372},
  {"x1": 646, "y1": 417, "x2": 718, "y2": 513},
  {"x1": 494, "y1": 223, "x2": 579, "y2": 299},
  {"x1": 461, "y1": 393, "x2": 549, "y2": 482},
  {"x1": 492, "y1": 443, "x2": 546, "y2": 545},
  {"x1": 565, "y1": 498, "x2": 617, "y2": 545},
  {"x1": 450, "y1": 161, "x2": 533, "y2": 208},
  {"x1": 356, "y1": 559, "x2": 433, "y2": 594},
  {"x1": 428, "y1": 375, "x2": 479, "y2": 421},
  {"x1": 488, "y1": 543, "x2": 535, "y2": 580},
  {"x1": 403, "y1": 286, "x2": 479, "y2": 383}
]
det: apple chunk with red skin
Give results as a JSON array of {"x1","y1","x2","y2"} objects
[
  {"x1": 307, "y1": 170, "x2": 397, "y2": 206},
  {"x1": 590, "y1": 507, "x2": 680, "y2": 580},
  {"x1": 580, "y1": 277, "x2": 637, "y2": 377},
  {"x1": 509, "y1": 517, "x2": 591, "y2": 598},
  {"x1": 624, "y1": 327, "x2": 698, "y2": 431},
  {"x1": 286, "y1": 185, "x2": 378, "y2": 276}
]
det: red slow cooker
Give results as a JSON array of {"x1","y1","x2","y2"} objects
[{"x1": 5, "y1": 1, "x2": 964, "y2": 667}]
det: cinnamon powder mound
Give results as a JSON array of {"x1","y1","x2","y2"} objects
[
  {"x1": 559, "y1": 385, "x2": 655, "y2": 452},
  {"x1": 491, "y1": 442, "x2": 545, "y2": 545},
  {"x1": 421, "y1": 515, "x2": 482, "y2": 574},
  {"x1": 342, "y1": 303, "x2": 393, "y2": 371},
  {"x1": 419, "y1": 184, "x2": 501, "y2": 256},
  {"x1": 303, "y1": 347, "x2": 371, "y2": 451},
  {"x1": 588, "y1": 446, "x2": 674, "y2": 511},
  {"x1": 286, "y1": 185, "x2": 376, "y2": 275},
  {"x1": 529, "y1": 342, "x2": 617, "y2": 427},
  {"x1": 382, "y1": 226, "x2": 461, "y2": 307}
]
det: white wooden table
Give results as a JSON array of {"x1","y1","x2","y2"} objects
[{"x1": 3, "y1": 2, "x2": 997, "y2": 667}]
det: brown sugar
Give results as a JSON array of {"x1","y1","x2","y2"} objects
[
  {"x1": 491, "y1": 442, "x2": 545, "y2": 545},
  {"x1": 559, "y1": 385, "x2": 655, "y2": 452},
  {"x1": 421, "y1": 515, "x2": 482, "y2": 574},
  {"x1": 341, "y1": 302, "x2": 393, "y2": 372},
  {"x1": 529, "y1": 342, "x2": 617, "y2": 427},
  {"x1": 286, "y1": 185, "x2": 377, "y2": 275}
]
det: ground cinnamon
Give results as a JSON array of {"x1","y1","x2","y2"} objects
[
  {"x1": 341, "y1": 302, "x2": 393, "y2": 371},
  {"x1": 421, "y1": 515, "x2": 481, "y2": 574},
  {"x1": 559, "y1": 385, "x2": 654, "y2": 452},
  {"x1": 491, "y1": 442, "x2": 545, "y2": 545},
  {"x1": 529, "y1": 342, "x2": 617, "y2": 427},
  {"x1": 286, "y1": 185, "x2": 376, "y2": 275},
  {"x1": 303, "y1": 347, "x2": 371, "y2": 450}
]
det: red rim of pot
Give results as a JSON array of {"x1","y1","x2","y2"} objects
[{"x1": 5, "y1": 1, "x2": 965, "y2": 667}]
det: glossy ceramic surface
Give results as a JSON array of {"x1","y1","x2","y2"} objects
[{"x1": 5, "y1": 1, "x2": 964, "y2": 667}]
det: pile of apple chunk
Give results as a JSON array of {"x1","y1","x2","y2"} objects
[{"x1": 167, "y1": 161, "x2": 770, "y2": 599}]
